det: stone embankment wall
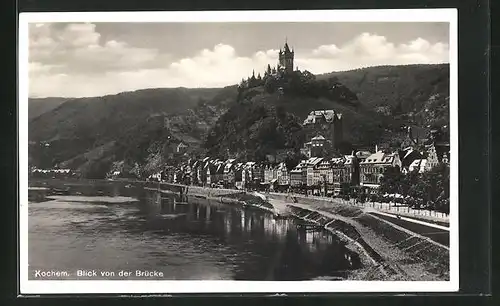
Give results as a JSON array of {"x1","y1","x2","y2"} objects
[
  {"x1": 267, "y1": 192, "x2": 339, "y2": 206},
  {"x1": 287, "y1": 205, "x2": 395, "y2": 280},
  {"x1": 184, "y1": 186, "x2": 242, "y2": 197},
  {"x1": 270, "y1": 193, "x2": 450, "y2": 281}
]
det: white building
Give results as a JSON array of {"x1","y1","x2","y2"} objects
[{"x1": 360, "y1": 151, "x2": 402, "y2": 188}]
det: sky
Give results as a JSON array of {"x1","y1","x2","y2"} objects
[{"x1": 28, "y1": 22, "x2": 450, "y2": 98}]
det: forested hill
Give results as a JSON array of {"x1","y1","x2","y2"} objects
[
  {"x1": 318, "y1": 63, "x2": 450, "y2": 128},
  {"x1": 29, "y1": 97, "x2": 71, "y2": 120},
  {"x1": 204, "y1": 69, "x2": 395, "y2": 161},
  {"x1": 28, "y1": 64, "x2": 449, "y2": 178},
  {"x1": 28, "y1": 87, "x2": 236, "y2": 177}
]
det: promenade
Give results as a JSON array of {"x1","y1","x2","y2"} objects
[
  {"x1": 268, "y1": 192, "x2": 449, "y2": 225},
  {"x1": 266, "y1": 196, "x2": 449, "y2": 280}
]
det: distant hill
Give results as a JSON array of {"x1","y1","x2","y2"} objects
[
  {"x1": 28, "y1": 64, "x2": 449, "y2": 178},
  {"x1": 28, "y1": 87, "x2": 236, "y2": 177},
  {"x1": 28, "y1": 87, "x2": 224, "y2": 142},
  {"x1": 318, "y1": 64, "x2": 450, "y2": 128},
  {"x1": 28, "y1": 97, "x2": 71, "y2": 120}
]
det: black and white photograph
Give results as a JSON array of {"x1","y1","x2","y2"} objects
[{"x1": 19, "y1": 9, "x2": 458, "y2": 294}]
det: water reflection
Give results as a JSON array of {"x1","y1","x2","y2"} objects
[
  {"x1": 28, "y1": 181, "x2": 361, "y2": 281},
  {"x1": 141, "y1": 190, "x2": 360, "y2": 280}
]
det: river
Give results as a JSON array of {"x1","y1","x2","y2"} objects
[{"x1": 28, "y1": 180, "x2": 362, "y2": 281}]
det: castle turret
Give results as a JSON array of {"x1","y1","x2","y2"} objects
[{"x1": 278, "y1": 40, "x2": 294, "y2": 73}]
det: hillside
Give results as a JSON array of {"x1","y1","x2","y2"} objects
[
  {"x1": 318, "y1": 64, "x2": 450, "y2": 128},
  {"x1": 28, "y1": 64, "x2": 449, "y2": 178},
  {"x1": 28, "y1": 87, "x2": 236, "y2": 177},
  {"x1": 204, "y1": 75, "x2": 397, "y2": 161},
  {"x1": 28, "y1": 97, "x2": 71, "y2": 120},
  {"x1": 29, "y1": 87, "x2": 224, "y2": 142}
]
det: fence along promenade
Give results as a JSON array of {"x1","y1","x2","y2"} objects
[{"x1": 269, "y1": 192, "x2": 449, "y2": 224}]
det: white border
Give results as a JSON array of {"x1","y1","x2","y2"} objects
[{"x1": 19, "y1": 9, "x2": 458, "y2": 294}]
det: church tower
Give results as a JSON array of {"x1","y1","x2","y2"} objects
[{"x1": 278, "y1": 40, "x2": 294, "y2": 73}]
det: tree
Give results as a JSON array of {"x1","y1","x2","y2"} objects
[
  {"x1": 378, "y1": 166, "x2": 403, "y2": 195},
  {"x1": 284, "y1": 152, "x2": 305, "y2": 172},
  {"x1": 264, "y1": 77, "x2": 278, "y2": 94},
  {"x1": 336, "y1": 141, "x2": 354, "y2": 155}
]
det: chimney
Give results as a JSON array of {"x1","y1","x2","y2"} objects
[{"x1": 375, "y1": 145, "x2": 378, "y2": 152}]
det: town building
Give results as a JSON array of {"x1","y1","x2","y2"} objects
[
  {"x1": 190, "y1": 160, "x2": 200, "y2": 185},
  {"x1": 162, "y1": 166, "x2": 176, "y2": 183},
  {"x1": 251, "y1": 163, "x2": 264, "y2": 183},
  {"x1": 214, "y1": 162, "x2": 225, "y2": 185},
  {"x1": 425, "y1": 142, "x2": 450, "y2": 171},
  {"x1": 234, "y1": 163, "x2": 244, "y2": 189},
  {"x1": 355, "y1": 150, "x2": 372, "y2": 163},
  {"x1": 316, "y1": 159, "x2": 333, "y2": 195},
  {"x1": 399, "y1": 147, "x2": 424, "y2": 172},
  {"x1": 31, "y1": 168, "x2": 74, "y2": 179},
  {"x1": 196, "y1": 158, "x2": 210, "y2": 186},
  {"x1": 407, "y1": 159, "x2": 428, "y2": 173},
  {"x1": 305, "y1": 157, "x2": 323, "y2": 187},
  {"x1": 330, "y1": 157, "x2": 346, "y2": 194},
  {"x1": 343, "y1": 154, "x2": 360, "y2": 186},
  {"x1": 300, "y1": 135, "x2": 331, "y2": 158},
  {"x1": 290, "y1": 160, "x2": 307, "y2": 188},
  {"x1": 205, "y1": 161, "x2": 217, "y2": 186},
  {"x1": 263, "y1": 164, "x2": 278, "y2": 184},
  {"x1": 300, "y1": 143, "x2": 311, "y2": 158},
  {"x1": 317, "y1": 159, "x2": 332, "y2": 183},
  {"x1": 276, "y1": 162, "x2": 290, "y2": 186},
  {"x1": 176, "y1": 142, "x2": 188, "y2": 154},
  {"x1": 241, "y1": 166, "x2": 250, "y2": 189},
  {"x1": 302, "y1": 110, "x2": 343, "y2": 149},
  {"x1": 359, "y1": 151, "x2": 402, "y2": 188}
]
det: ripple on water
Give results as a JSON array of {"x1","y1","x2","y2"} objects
[{"x1": 29, "y1": 185, "x2": 365, "y2": 281}]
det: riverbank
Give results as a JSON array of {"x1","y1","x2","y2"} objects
[
  {"x1": 268, "y1": 192, "x2": 449, "y2": 225},
  {"x1": 28, "y1": 179, "x2": 449, "y2": 280},
  {"x1": 144, "y1": 186, "x2": 278, "y2": 215},
  {"x1": 179, "y1": 186, "x2": 450, "y2": 280},
  {"x1": 137, "y1": 183, "x2": 450, "y2": 280},
  {"x1": 266, "y1": 196, "x2": 449, "y2": 281}
]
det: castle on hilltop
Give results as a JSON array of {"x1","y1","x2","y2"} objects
[{"x1": 239, "y1": 40, "x2": 298, "y2": 89}]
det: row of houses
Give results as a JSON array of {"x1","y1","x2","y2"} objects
[
  {"x1": 154, "y1": 140, "x2": 449, "y2": 195},
  {"x1": 30, "y1": 167, "x2": 76, "y2": 178}
]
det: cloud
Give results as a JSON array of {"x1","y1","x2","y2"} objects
[
  {"x1": 302, "y1": 33, "x2": 449, "y2": 73},
  {"x1": 29, "y1": 23, "x2": 167, "y2": 75},
  {"x1": 28, "y1": 25, "x2": 449, "y2": 98}
]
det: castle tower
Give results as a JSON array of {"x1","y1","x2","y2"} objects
[{"x1": 278, "y1": 40, "x2": 294, "y2": 73}]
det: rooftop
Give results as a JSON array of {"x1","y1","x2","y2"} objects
[
  {"x1": 361, "y1": 151, "x2": 398, "y2": 164},
  {"x1": 311, "y1": 135, "x2": 326, "y2": 141},
  {"x1": 306, "y1": 157, "x2": 324, "y2": 166},
  {"x1": 303, "y1": 110, "x2": 342, "y2": 125}
]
